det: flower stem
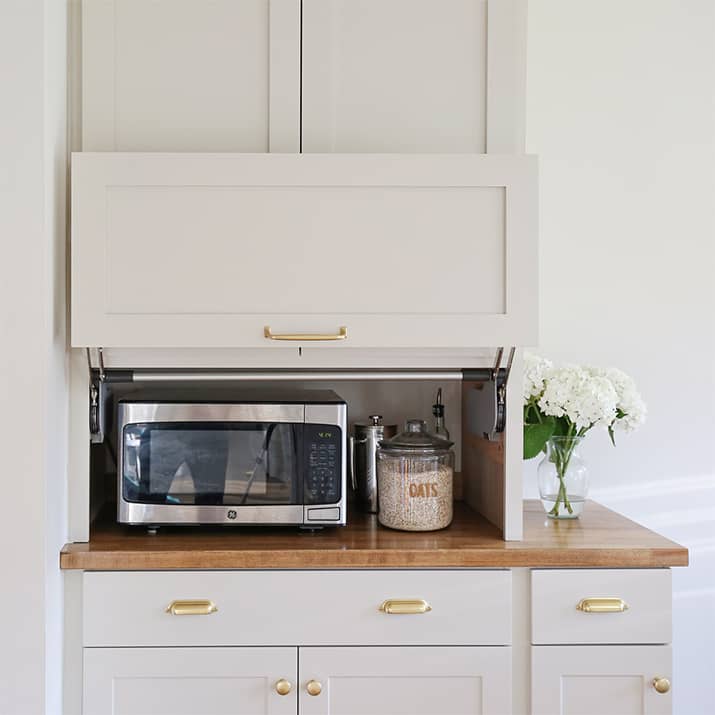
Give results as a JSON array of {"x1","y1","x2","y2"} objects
[{"x1": 548, "y1": 433, "x2": 575, "y2": 517}]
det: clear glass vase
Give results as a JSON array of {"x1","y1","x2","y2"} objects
[{"x1": 537, "y1": 436, "x2": 589, "y2": 519}]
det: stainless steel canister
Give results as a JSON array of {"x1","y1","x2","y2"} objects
[{"x1": 350, "y1": 415, "x2": 397, "y2": 513}]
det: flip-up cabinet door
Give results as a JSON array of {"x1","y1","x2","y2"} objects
[
  {"x1": 299, "y1": 646, "x2": 512, "y2": 715},
  {"x1": 302, "y1": 0, "x2": 527, "y2": 153},
  {"x1": 83, "y1": 647, "x2": 297, "y2": 715},
  {"x1": 532, "y1": 646, "x2": 673, "y2": 715},
  {"x1": 71, "y1": 153, "x2": 537, "y2": 350},
  {"x1": 82, "y1": 0, "x2": 300, "y2": 152}
]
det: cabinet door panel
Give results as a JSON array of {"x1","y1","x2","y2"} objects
[
  {"x1": 71, "y1": 153, "x2": 537, "y2": 349},
  {"x1": 83, "y1": 647, "x2": 297, "y2": 715},
  {"x1": 83, "y1": 0, "x2": 300, "y2": 152},
  {"x1": 532, "y1": 646, "x2": 672, "y2": 715},
  {"x1": 302, "y1": 0, "x2": 526, "y2": 153},
  {"x1": 299, "y1": 646, "x2": 511, "y2": 715}
]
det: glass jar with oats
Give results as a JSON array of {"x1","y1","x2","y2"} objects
[{"x1": 376, "y1": 419, "x2": 454, "y2": 531}]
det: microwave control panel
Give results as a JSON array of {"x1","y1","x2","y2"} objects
[{"x1": 304, "y1": 424, "x2": 342, "y2": 505}]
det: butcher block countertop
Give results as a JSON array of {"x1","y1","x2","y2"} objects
[{"x1": 60, "y1": 500, "x2": 687, "y2": 570}]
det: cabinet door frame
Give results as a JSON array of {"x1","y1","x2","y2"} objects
[
  {"x1": 531, "y1": 645, "x2": 672, "y2": 715},
  {"x1": 83, "y1": 646, "x2": 298, "y2": 715},
  {"x1": 71, "y1": 152, "x2": 537, "y2": 349},
  {"x1": 82, "y1": 0, "x2": 300, "y2": 152},
  {"x1": 299, "y1": 645, "x2": 512, "y2": 715},
  {"x1": 302, "y1": 0, "x2": 527, "y2": 154}
]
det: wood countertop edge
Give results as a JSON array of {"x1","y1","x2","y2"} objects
[{"x1": 59, "y1": 546, "x2": 689, "y2": 571}]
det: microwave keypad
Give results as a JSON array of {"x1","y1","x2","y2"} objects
[{"x1": 305, "y1": 425, "x2": 341, "y2": 504}]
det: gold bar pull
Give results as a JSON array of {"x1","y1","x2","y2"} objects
[
  {"x1": 264, "y1": 326, "x2": 347, "y2": 341},
  {"x1": 165, "y1": 599, "x2": 218, "y2": 616},
  {"x1": 576, "y1": 597, "x2": 628, "y2": 613},
  {"x1": 379, "y1": 599, "x2": 432, "y2": 615}
]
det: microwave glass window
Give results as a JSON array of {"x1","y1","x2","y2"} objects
[{"x1": 122, "y1": 423, "x2": 302, "y2": 505}]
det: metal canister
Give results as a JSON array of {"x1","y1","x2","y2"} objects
[{"x1": 350, "y1": 415, "x2": 397, "y2": 513}]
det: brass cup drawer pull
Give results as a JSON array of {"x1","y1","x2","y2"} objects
[
  {"x1": 652, "y1": 677, "x2": 671, "y2": 694},
  {"x1": 576, "y1": 597, "x2": 628, "y2": 614},
  {"x1": 165, "y1": 599, "x2": 218, "y2": 616},
  {"x1": 379, "y1": 599, "x2": 432, "y2": 615},
  {"x1": 264, "y1": 326, "x2": 347, "y2": 341}
]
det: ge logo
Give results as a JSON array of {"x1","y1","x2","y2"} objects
[{"x1": 227, "y1": 510, "x2": 237, "y2": 520}]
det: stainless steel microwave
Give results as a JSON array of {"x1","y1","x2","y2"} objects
[{"x1": 117, "y1": 390, "x2": 347, "y2": 527}]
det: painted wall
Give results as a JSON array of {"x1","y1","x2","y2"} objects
[
  {"x1": 525, "y1": 2, "x2": 715, "y2": 713},
  {"x1": 0, "y1": 1, "x2": 69, "y2": 713}
]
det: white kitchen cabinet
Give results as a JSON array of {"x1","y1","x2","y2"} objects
[
  {"x1": 531, "y1": 646, "x2": 672, "y2": 715},
  {"x1": 83, "y1": 647, "x2": 297, "y2": 715},
  {"x1": 82, "y1": 0, "x2": 300, "y2": 152},
  {"x1": 299, "y1": 646, "x2": 511, "y2": 715},
  {"x1": 302, "y1": 0, "x2": 526, "y2": 153},
  {"x1": 71, "y1": 153, "x2": 537, "y2": 350}
]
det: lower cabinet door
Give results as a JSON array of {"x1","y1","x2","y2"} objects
[
  {"x1": 532, "y1": 645, "x2": 672, "y2": 715},
  {"x1": 83, "y1": 647, "x2": 297, "y2": 715},
  {"x1": 298, "y1": 646, "x2": 511, "y2": 715}
]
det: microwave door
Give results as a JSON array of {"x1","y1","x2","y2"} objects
[{"x1": 224, "y1": 423, "x2": 302, "y2": 506}]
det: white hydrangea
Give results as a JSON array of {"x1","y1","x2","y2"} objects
[
  {"x1": 523, "y1": 352, "x2": 553, "y2": 403},
  {"x1": 538, "y1": 364, "x2": 618, "y2": 431},
  {"x1": 590, "y1": 366, "x2": 647, "y2": 431}
]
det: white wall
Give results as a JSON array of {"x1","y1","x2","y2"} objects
[
  {"x1": 525, "y1": 2, "x2": 715, "y2": 713},
  {"x1": 0, "y1": 1, "x2": 69, "y2": 713}
]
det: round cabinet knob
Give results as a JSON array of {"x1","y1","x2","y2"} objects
[
  {"x1": 652, "y1": 677, "x2": 671, "y2": 694},
  {"x1": 275, "y1": 679, "x2": 292, "y2": 696},
  {"x1": 306, "y1": 680, "x2": 323, "y2": 696}
]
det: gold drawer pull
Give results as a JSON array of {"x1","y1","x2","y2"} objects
[
  {"x1": 264, "y1": 326, "x2": 347, "y2": 341},
  {"x1": 165, "y1": 599, "x2": 218, "y2": 616},
  {"x1": 576, "y1": 597, "x2": 628, "y2": 613},
  {"x1": 652, "y1": 677, "x2": 671, "y2": 694},
  {"x1": 379, "y1": 599, "x2": 432, "y2": 615}
]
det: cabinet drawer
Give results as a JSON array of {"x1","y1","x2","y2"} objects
[
  {"x1": 531, "y1": 569, "x2": 671, "y2": 645},
  {"x1": 84, "y1": 570, "x2": 511, "y2": 647}
]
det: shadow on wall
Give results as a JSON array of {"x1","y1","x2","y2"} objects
[{"x1": 593, "y1": 475, "x2": 715, "y2": 715}]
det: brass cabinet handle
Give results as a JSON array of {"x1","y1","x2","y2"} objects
[
  {"x1": 575, "y1": 597, "x2": 628, "y2": 614},
  {"x1": 306, "y1": 680, "x2": 323, "y2": 696},
  {"x1": 275, "y1": 679, "x2": 292, "y2": 696},
  {"x1": 652, "y1": 677, "x2": 671, "y2": 694},
  {"x1": 264, "y1": 326, "x2": 347, "y2": 341},
  {"x1": 165, "y1": 599, "x2": 218, "y2": 616},
  {"x1": 379, "y1": 599, "x2": 432, "y2": 615}
]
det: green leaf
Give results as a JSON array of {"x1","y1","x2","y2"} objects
[
  {"x1": 551, "y1": 418, "x2": 571, "y2": 437},
  {"x1": 524, "y1": 420, "x2": 555, "y2": 460},
  {"x1": 608, "y1": 424, "x2": 617, "y2": 447}
]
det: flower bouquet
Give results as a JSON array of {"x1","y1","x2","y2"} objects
[{"x1": 523, "y1": 354, "x2": 646, "y2": 518}]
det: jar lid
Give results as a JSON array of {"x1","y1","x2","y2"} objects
[
  {"x1": 379, "y1": 418, "x2": 454, "y2": 452},
  {"x1": 353, "y1": 415, "x2": 397, "y2": 437}
]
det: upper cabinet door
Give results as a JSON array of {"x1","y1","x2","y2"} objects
[
  {"x1": 71, "y1": 153, "x2": 537, "y2": 350},
  {"x1": 82, "y1": 0, "x2": 300, "y2": 152},
  {"x1": 302, "y1": 0, "x2": 527, "y2": 153}
]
